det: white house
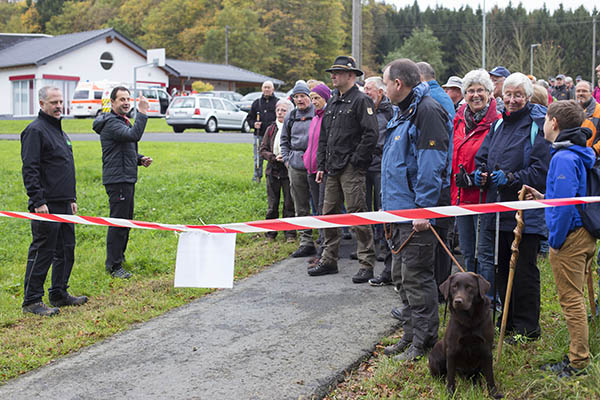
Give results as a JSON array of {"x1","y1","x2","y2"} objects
[
  {"x1": 0, "y1": 28, "x2": 173, "y2": 117},
  {"x1": 0, "y1": 28, "x2": 283, "y2": 117}
]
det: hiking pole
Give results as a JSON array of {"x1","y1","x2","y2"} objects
[
  {"x1": 497, "y1": 186, "x2": 527, "y2": 361},
  {"x1": 474, "y1": 163, "x2": 487, "y2": 275},
  {"x1": 254, "y1": 112, "x2": 260, "y2": 173},
  {"x1": 492, "y1": 208, "x2": 500, "y2": 324},
  {"x1": 452, "y1": 165, "x2": 464, "y2": 262},
  {"x1": 493, "y1": 166, "x2": 501, "y2": 324},
  {"x1": 587, "y1": 263, "x2": 596, "y2": 319}
]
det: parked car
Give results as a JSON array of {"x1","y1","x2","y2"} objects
[
  {"x1": 236, "y1": 91, "x2": 288, "y2": 112},
  {"x1": 165, "y1": 95, "x2": 250, "y2": 133},
  {"x1": 197, "y1": 90, "x2": 243, "y2": 103}
]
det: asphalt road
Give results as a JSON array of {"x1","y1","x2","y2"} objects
[
  {"x1": 0, "y1": 238, "x2": 402, "y2": 399},
  {"x1": 0, "y1": 132, "x2": 254, "y2": 143}
]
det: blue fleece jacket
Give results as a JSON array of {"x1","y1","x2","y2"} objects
[
  {"x1": 427, "y1": 79, "x2": 455, "y2": 121},
  {"x1": 545, "y1": 127, "x2": 596, "y2": 249}
]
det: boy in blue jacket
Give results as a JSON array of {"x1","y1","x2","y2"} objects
[{"x1": 525, "y1": 100, "x2": 596, "y2": 378}]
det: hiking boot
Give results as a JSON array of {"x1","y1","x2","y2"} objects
[
  {"x1": 557, "y1": 363, "x2": 588, "y2": 379},
  {"x1": 110, "y1": 266, "x2": 132, "y2": 279},
  {"x1": 369, "y1": 274, "x2": 392, "y2": 286},
  {"x1": 352, "y1": 268, "x2": 373, "y2": 284},
  {"x1": 349, "y1": 252, "x2": 358, "y2": 260},
  {"x1": 286, "y1": 236, "x2": 296, "y2": 243},
  {"x1": 540, "y1": 355, "x2": 570, "y2": 373},
  {"x1": 49, "y1": 293, "x2": 89, "y2": 307},
  {"x1": 291, "y1": 245, "x2": 317, "y2": 258},
  {"x1": 308, "y1": 260, "x2": 338, "y2": 276},
  {"x1": 394, "y1": 344, "x2": 425, "y2": 362},
  {"x1": 23, "y1": 302, "x2": 59, "y2": 316},
  {"x1": 383, "y1": 337, "x2": 412, "y2": 356},
  {"x1": 307, "y1": 256, "x2": 320, "y2": 268}
]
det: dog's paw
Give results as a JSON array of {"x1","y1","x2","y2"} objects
[{"x1": 489, "y1": 387, "x2": 503, "y2": 399}]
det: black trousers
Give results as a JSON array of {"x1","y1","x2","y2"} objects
[
  {"x1": 105, "y1": 183, "x2": 135, "y2": 271},
  {"x1": 23, "y1": 201, "x2": 75, "y2": 305},
  {"x1": 265, "y1": 174, "x2": 296, "y2": 239},
  {"x1": 496, "y1": 232, "x2": 541, "y2": 338}
]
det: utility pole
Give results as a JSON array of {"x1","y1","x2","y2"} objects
[
  {"x1": 593, "y1": 15, "x2": 597, "y2": 88},
  {"x1": 352, "y1": 0, "x2": 362, "y2": 71},
  {"x1": 482, "y1": 0, "x2": 486, "y2": 70},
  {"x1": 225, "y1": 25, "x2": 229, "y2": 65},
  {"x1": 530, "y1": 43, "x2": 540, "y2": 76}
]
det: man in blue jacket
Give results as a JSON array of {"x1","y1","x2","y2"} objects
[
  {"x1": 524, "y1": 100, "x2": 596, "y2": 378},
  {"x1": 20, "y1": 86, "x2": 88, "y2": 316},
  {"x1": 93, "y1": 87, "x2": 153, "y2": 279},
  {"x1": 380, "y1": 59, "x2": 452, "y2": 362},
  {"x1": 416, "y1": 62, "x2": 455, "y2": 121}
]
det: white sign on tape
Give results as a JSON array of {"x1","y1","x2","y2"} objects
[{"x1": 174, "y1": 231, "x2": 237, "y2": 288}]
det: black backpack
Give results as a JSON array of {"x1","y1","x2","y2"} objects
[{"x1": 577, "y1": 160, "x2": 600, "y2": 238}]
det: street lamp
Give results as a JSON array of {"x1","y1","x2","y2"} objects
[{"x1": 530, "y1": 43, "x2": 541, "y2": 76}]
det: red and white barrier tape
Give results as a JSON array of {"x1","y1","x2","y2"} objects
[{"x1": 2, "y1": 196, "x2": 599, "y2": 234}]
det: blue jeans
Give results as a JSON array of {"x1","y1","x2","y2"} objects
[{"x1": 456, "y1": 215, "x2": 495, "y2": 300}]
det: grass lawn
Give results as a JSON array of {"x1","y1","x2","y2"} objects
[
  {"x1": 325, "y1": 256, "x2": 600, "y2": 400},
  {"x1": 0, "y1": 117, "x2": 211, "y2": 134},
  {"x1": 1, "y1": 139, "x2": 600, "y2": 398},
  {"x1": 0, "y1": 140, "x2": 296, "y2": 383}
]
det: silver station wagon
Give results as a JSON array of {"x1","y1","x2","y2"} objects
[{"x1": 165, "y1": 95, "x2": 251, "y2": 133}]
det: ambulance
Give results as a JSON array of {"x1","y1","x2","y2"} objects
[{"x1": 71, "y1": 80, "x2": 171, "y2": 118}]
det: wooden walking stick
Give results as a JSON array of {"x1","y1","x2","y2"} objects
[
  {"x1": 587, "y1": 263, "x2": 596, "y2": 319},
  {"x1": 496, "y1": 186, "x2": 527, "y2": 361}
]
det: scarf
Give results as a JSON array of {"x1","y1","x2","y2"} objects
[
  {"x1": 464, "y1": 103, "x2": 490, "y2": 133},
  {"x1": 273, "y1": 120, "x2": 283, "y2": 157}
]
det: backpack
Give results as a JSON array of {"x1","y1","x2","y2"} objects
[
  {"x1": 286, "y1": 108, "x2": 313, "y2": 136},
  {"x1": 577, "y1": 160, "x2": 600, "y2": 238}
]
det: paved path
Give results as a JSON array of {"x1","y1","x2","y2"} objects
[
  {"x1": 0, "y1": 132, "x2": 253, "y2": 143},
  {"x1": 0, "y1": 239, "x2": 401, "y2": 399}
]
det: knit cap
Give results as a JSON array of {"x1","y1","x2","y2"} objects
[
  {"x1": 291, "y1": 81, "x2": 310, "y2": 97},
  {"x1": 310, "y1": 83, "x2": 331, "y2": 101}
]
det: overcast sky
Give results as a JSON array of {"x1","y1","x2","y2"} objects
[{"x1": 383, "y1": 0, "x2": 596, "y2": 13}]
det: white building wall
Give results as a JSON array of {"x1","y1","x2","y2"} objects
[{"x1": 0, "y1": 36, "x2": 169, "y2": 116}]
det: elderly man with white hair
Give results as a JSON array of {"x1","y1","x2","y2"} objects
[
  {"x1": 473, "y1": 72, "x2": 551, "y2": 343},
  {"x1": 363, "y1": 76, "x2": 394, "y2": 281},
  {"x1": 248, "y1": 80, "x2": 279, "y2": 183}
]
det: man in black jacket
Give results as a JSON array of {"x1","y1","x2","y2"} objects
[
  {"x1": 93, "y1": 86, "x2": 152, "y2": 279},
  {"x1": 310, "y1": 56, "x2": 378, "y2": 283},
  {"x1": 247, "y1": 81, "x2": 278, "y2": 183},
  {"x1": 20, "y1": 86, "x2": 88, "y2": 316}
]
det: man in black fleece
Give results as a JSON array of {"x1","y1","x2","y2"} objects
[
  {"x1": 93, "y1": 86, "x2": 152, "y2": 279},
  {"x1": 21, "y1": 86, "x2": 88, "y2": 316}
]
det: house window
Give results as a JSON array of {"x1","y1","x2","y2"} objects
[
  {"x1": 12, "y1": 79, "x2": 34, "y2": 116},
  {"x1": 100, "y1": 52, "x2": 114, "y2": 70}
]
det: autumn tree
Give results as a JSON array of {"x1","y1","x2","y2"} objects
[{"x1": 384, "y1": 26, "x2": 446, "y2": 78}]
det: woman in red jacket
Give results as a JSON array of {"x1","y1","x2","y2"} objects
[{"x1": 451, "y1": 69, "x2": 500, "y2": 298}]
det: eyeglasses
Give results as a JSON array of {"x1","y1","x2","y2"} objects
[
  {"x1": 503, "y1": 92, "x2": 526, "y2": 100},
  {"x1": 466, "y1": 88, "x2": 487, "y2": 96}
]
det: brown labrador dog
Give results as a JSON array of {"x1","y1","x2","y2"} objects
[{"x1": 428, "y1": 272, "x2": 502, "y2": 399}]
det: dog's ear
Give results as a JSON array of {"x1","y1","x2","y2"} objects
[
  {"x1": 476, "y1": 274, "x2": 491, "y2": 301},
  {"x1": 439, "y1": 275, "x2": 453, "y2": 301}
]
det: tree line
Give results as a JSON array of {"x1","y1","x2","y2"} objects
[{"x1": 0, "y1": 0, "x2": 597, "y2": 87}]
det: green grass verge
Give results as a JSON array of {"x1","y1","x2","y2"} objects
[
  {"x1": 0, "y1": 118, "x2": 215, "y2": 134},
  {"x1": 325, "y1": 257, "x2": 600, "y2": 399},
  {"x1": 0, "y1": 140, "x2": 295, "y2": 383}
]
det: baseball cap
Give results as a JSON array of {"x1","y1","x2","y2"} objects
[{"x1": 489, "y1": 66, "x2": 510, "y2": 78}]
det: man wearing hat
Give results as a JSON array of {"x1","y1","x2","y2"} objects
[
  {"x1": 552, "y1": 74, "x2": 570, "y2": 101},
  {"x1": 442, "y1": 76, "x2": 465, "y2": 111},
  {"x1": 489, "y1": 66, "x2": 510, "y2": 113},
  {"x1": 311, "y1": 56, "x2": 378, "y2": 284},
  {"x1": 280, "y1": 81, "x2": 318, "y2": 258}
]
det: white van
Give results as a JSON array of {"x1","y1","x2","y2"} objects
[
  {"x1": 71, "y1": 81, "x2": 118, "y2": 117},
  {"x1": 71, "y1": 81, "x2": 171, "y2": 118}
]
